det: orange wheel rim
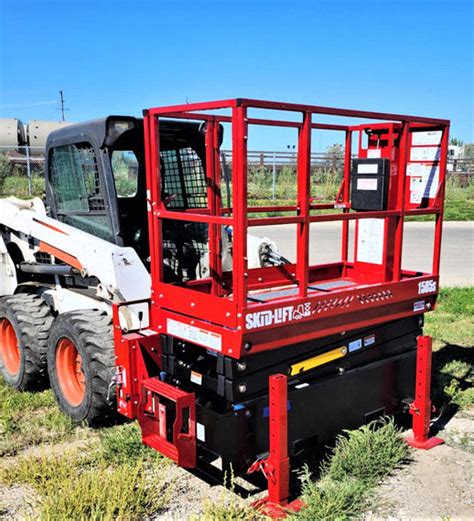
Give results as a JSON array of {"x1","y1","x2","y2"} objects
[
  {"x1": 0, "y1": 318, "x2": 21, "y2": 376},
  {"x1": 56, "y1": 338, "x2": 86, "y2": 406}
]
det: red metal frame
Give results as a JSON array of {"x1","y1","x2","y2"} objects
[
  {"x1": 405, "y1": 335, "x2": 444, "y2": 449},
  {"x1": 141, "y1": 98, "x2": 449, "y2": 361},
  {"x1": 139, "y1": 377, "x2": 196, "y2": 468},
  {"x1": 248, "y1": 374, "x2": 303, "y2": 518}
]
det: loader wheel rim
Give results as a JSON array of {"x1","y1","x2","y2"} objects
[
  {"x1": 0, "y1": 318, "x2": 21, "y2": 376},
  {"x1": 56, "y1": 338, "x2": 86, "y2": 407}
]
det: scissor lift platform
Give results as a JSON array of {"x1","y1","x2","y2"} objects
[{"x1": 114, "y1": 98, "x2": 448, "y2": 517}]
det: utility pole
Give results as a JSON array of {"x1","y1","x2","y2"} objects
[{"x1": 58, "y1": 90, "x2": 67, "y2": 121}]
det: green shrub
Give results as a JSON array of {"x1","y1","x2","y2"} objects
[
  {"x1": 292, "y1": 419, "x2": 408, "y2": 520},
  {"x1": 322, "y1": 418, "x2": 409, "y2": 486},
  {"x1": 294, "y1": 469, "x2": 366, "y2": 520}
]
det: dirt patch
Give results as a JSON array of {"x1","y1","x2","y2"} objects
[
  {"x1": 0, "y1": 483, "x2": 38, "y2": 520},
  {"x1": 368, "y1": 410, "x2": 474, "y2": 520}
]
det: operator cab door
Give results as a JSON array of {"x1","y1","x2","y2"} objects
[{"x1": 46, "y1": 137, "x2": 120, "y2": 245}]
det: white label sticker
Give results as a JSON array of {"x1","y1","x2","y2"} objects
[
  {"x1": 358, "y1": 163, "x2": 379, "y2": 174},
  {"x1": 410, "y1": 147, "x2": 440, "y2": 162},
  {"x1": 190, "y1": 371, "x2": 203, "y2": 386},
  {"x1": 412, "y1": 130, "x2": 442, "y2": 146},
  {"x1": 407, "y1": 163, "x2": 440, "y2": 202},
  {"x1": 294, "y1": 382, "x2": 309, "y2": 389},
  {"x1": 196, "y1": 423, "x2": 206, "y2": 442},
  {"x1": 140, "y1": 328, "x2": 158, "y2": 337},
  {"x1": 413, "y1": 300, "x2": 425, "y2": 312},
  {"x1": 418, "y1": 280, "x2": 437, "y2": 295},
  {"x1": 357, "y1": 178, "x2": 378, "y2": 191},
  {"x1": 167, "y1": 319, "x2": 222, "y2": 351},
  {"x1": 367, "y1": 149, "x2": 382, "y2": 158},
  {"x1": 357, "y1": 218, "x2": 385, "y2": 265}
]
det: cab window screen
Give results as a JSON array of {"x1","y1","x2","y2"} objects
[{"x1": 50, "y1": 143, "x2": 113, "y2": 242}]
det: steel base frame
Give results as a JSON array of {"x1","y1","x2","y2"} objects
[{"x1": 405, "y1": 335, "x2": 444, "y2": 450}]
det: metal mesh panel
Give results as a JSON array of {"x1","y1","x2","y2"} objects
[
  {"x1": 161, "y1": 150, "x2": 185, "y2": 207},
  {"x1": 160, "y1": 147, "x2": 207, "y2": 209},
  {"x1": 181, "y1": 147, "x2": 207, "y2": 208}
]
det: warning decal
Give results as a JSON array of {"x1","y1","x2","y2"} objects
[
  {"x1": 167, "y1": 319, "x2": 222, "y2": 351},
  {"x1": 357, "y1": 218, "x2": 385, "y2": 265},
  {"x1": 407, "y1": 163, "x2": 440, "y2": 203},
  {"x1": 410, "y1": 147, "x2": 441, "y2": 162},
  {"x1": 412, "y1": 130, "x2": 442, "y2": 146}
]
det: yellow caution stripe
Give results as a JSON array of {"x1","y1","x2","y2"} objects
[{"x1": 290, "y1": 346, "x2": 348, "y2": 376}]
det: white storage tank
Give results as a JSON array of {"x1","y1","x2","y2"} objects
[
  {"x1": 0, "y1": 118, "x2": 27, "y2": 153},
  {"x1": 26, "y1": 120, "x2": 72, "y2": 155}
]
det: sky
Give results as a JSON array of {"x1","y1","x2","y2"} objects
[{"x1": 0, "y1": 0, "x2": 472, "y2": 150}]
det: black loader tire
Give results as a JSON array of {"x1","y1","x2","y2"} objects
[
  {"x1": 0, "y1": 294, "x2": 53, "y2": 390},
  {"x1": 47, "y1": 309, "x2": 117, "y2": 426}
]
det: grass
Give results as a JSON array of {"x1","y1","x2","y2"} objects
[
  {"x1": 1, "y1": 171, "x2": 472, "y2": 220},
  {"x1": 0, "y1": 449, "x2": 171, "y2": 521},
  {"x1": 425, "y1": 287, "x2": 474, "y2": 410},
  {"x1": 0, "y1": 380, "x2": 173, "y2": 519},
  {"x1": 99, "y1": 422, "x2": 165, "y2": 465},
  {"x1": 0, "y1": 381, "x2": 76, "y2": 456},
  {"x1": 291, "y1": 419, "x2": 409, "y2": 520}
]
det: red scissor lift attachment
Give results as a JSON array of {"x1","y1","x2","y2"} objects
[{"x1": 115, "y1": 99, "x2": 449, "y2": 516}]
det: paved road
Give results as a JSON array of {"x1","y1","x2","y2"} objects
[{"x1": 252, "y1": 221, "x2": 474, "y2": 286}]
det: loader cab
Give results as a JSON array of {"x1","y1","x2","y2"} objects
[{"x1": 45, "y1": 116, "x2": 211, "y2": 268}]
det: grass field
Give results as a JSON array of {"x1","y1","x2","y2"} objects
[
  {"x1": 0, "y1": 287, "x2": 472, "y2": 520},
  {"x1": 1, "y1": 172, "x2": 473, "y2": 221}
]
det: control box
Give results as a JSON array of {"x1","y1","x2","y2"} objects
[{"x1": 351, "y1": 158, "x2": 390, "y2": 211}]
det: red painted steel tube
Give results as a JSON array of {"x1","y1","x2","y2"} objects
[
  {"x1": 341, "y1": 130, "x2": 352, "y2": 270},
  {"x1": 158, "y1": 209, "x2": 232, "y2": 225},
  {"x1": 406, "y1": 336, "x2": 444, "y2": 449},
  {"x1": 268, "y1": 374, "x2": 290, "y2": 505},
  {"x1": 432, "y1": 126, "x2": 449, "y2": 275},
  {"x1": 296, "y1": 112, "x2": 311, "y2": 297},
  {"x1": 146, "y1": 115, "x2": 164, "y2": 293},
  {"x1": 309, "y1": 210, "x2": 401, "y2": 223},
  {"x1": 205, "y1": 119, "x2": 219, "y2": 295},
  {"x1": 232, "y1": 106, "x2": 248, "y2": 308},
  {"x1": 146, "y1": 98, "x2": 448, "y2": 125},
  {"x1": 246, "y1": 117, "x2": 348, "y2": 132},
  {"x1": 149, "y1": 99, "x2": 238, "y2": 115},
  {"x1": 239, "y1": 99, "x2": 450, "y2": 125},
  {"x1": 393, "y1": 123, "x2": 410, "y2": 281}
]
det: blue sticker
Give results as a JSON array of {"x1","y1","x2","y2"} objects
[
  {"x1": 348, "y1": 339, "x2": 362, "y2": 352},
  {"x1": 364, "y1": 334, "x2": 376, "y2": 347}
]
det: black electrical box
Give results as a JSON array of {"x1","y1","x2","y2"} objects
[{"x1": 350, "y1": 158, "x2": 390, "y2": 211}]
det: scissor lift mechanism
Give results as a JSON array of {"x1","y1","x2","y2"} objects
[{"x1": 114, "y1": 99, "x2": 448, "y2": 516}]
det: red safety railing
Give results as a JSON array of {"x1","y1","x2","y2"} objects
[{"x1": 143, "y1": 99, "x2": 449, "y2": 357}]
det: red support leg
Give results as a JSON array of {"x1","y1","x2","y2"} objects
[
  {"x1": 248, "y1": 374, "x2": 303, "y2": 518},
  {"x1": 405, "y1": 335, "x2": 444, "y2": 450}
]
